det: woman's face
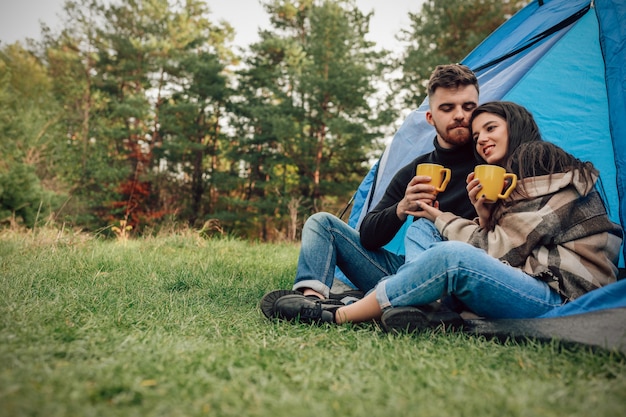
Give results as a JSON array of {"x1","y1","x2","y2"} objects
[{"x1": 472, "y1": 112, "x2": 509, "y2": 165}]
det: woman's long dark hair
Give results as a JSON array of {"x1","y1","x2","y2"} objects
[
  {"x1": 470, "y1": 101, "x2": 599, "y2": 228},
  {"x1": 470, "y1": 101, "x2": 597, "y2": 188}
]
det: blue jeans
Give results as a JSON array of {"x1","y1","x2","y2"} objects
[
  {"x1": 293, "y1": 212, "x2": 405, "y2": 298},
  {"x1": 375, "y1": 219, "x2": 563, "y2": 319}
]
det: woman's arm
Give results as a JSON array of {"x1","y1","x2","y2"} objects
[{"x1": 433, "y1": 196, "x2": 555, "y2": 265}]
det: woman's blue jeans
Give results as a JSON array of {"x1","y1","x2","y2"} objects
[
  {"x1": 292, "y1": 212, "x2": 405, "y2": 298},
  {"x1": 375, "y1": 219, "x2": 563, "y2": 319}
]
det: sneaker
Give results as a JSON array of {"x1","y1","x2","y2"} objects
[
  {"x1": 259, "y1": 289, "x2": 343, "y2": 319},
  {"x1": 259, "y1": 289, "x2": 301, "y2": 319},
  {"x1": 274, "y1": 294, "x2": 341, "y2": 324},
  {"x1": 381, "y1": 306, "x2": 464, "y2": 334}
]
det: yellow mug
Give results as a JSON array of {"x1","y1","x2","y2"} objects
[
  {"x1": 416, "y1": 163, "x2": 451, "y2": 193},
  {"x1": 474, "y1": 164, "x2": 517, "y2": 203}
]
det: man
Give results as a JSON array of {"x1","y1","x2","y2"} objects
[{"x1": 260, "y1": 64, "x2": 479, "y2": 322}]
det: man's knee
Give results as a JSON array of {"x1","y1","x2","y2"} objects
[
  {"x1": 302, "y1": 212, "x2": 344, "y2": 238},
  {"x1": 306, "y1": 212, "x2": 344, "y2": 229},
  {"x1": 405, "y1": 219, "x2": 441, "y2": 247},
  {"x1": 408, "y1": 218, "x2": 437, "y2": 234}
]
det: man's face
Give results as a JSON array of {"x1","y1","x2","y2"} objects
[{"x1": 426, "y1": 85, "x2": 479, "y2": 149}]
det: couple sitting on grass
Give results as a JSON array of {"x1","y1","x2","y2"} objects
[{"x1": 260, "y1": 64, "x2": 622, "y2": 333}]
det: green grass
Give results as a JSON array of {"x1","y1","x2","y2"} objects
[{"x1": 1, "y1": 228, "x2": 625, "y2": 417}]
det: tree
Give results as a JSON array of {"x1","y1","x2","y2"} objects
[
  {"x1": 41, "y1": 0, "x2": 114, "y2": 228},
  {"x1": 95, "y1": 0, "x2": 239, "y2": 230},
  {"x1": 158, "y1": 51, "x2": 229, "y2": 226},
  {"x1": 395, "y1": 0, "x2": 525, "y2": 108},
  {"x1": 0, "y1": 43, "x2": 63, "y2": 227},
  {"x1": 232, "y1": 0, "x2": 393, "y2": 239},
  {"x1": 39, "y1": 0, "x2": 237, "y2": 231},
  {"x1": 4, "y1": 0, "x2": 526, "y2": 239}
]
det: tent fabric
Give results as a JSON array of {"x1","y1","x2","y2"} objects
[
  {"x1": 337, "y1": 0, "x2": 626, "y2": 316},
  {"x1": 539, "y1": 279, "x2": 626, "y2": 318},
  {"x1": 597, "y1": 0, "x2": 626, "y2": 244}
]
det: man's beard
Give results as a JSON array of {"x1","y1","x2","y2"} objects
[{"x1": 435, "y1": 122, "x2": 471, "y2": 147}]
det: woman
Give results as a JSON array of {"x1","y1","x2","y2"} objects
[{"x1": 274, "y1": 102, "x2": 622, "y2": 330}]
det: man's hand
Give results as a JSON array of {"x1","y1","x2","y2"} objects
[{"x1": 396, "y1": 175, "x2": 437, "y2": 221}]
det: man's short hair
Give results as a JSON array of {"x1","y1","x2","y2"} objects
[{"x1": 427, "y1": 64, "x2": 479, "y2": 97}]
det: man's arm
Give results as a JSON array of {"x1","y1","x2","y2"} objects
[
  {"x1": 359, "y1": 162, "x2": 420, "y2": 250},
  {"x1": 360, "y1": 153, "x2": 449, "y2": 250}
]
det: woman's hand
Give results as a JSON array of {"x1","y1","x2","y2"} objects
[
  {"x1": 408, "y1": 201, "x2": 442, "y2": 222},
  {"x1": 397, "y1": 175, "x2": 437, "y2": 221},
  {"x1": 466, "y1": 172, "x2": 494, "y2": 228}
]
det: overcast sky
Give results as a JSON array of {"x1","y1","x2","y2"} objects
[{"x1": 0, "y1": 0, "x2": 424, "y2": 51}]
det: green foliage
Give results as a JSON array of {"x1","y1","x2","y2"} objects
[
  {"x1": 1, "y1": 232, "x2": 625, "y2": 416},
  {"x1": 0, "y1": 163, "x2": 54, "y2": 226},
  {"x1": 37, "y1": 0, "x2": 237, "y2": 231},
  {"x1": 0, "y1": 43, "x2": 59, "y2": 166},
  {"x1": 0, "y1": 0, "x2": 529, "y2": 239},
  {"x1": 0, "y1": 43, "x2": 66, "y2": 227},
  {"x1": 158, "y1": 51, "x2": 230, "y2": 226},
  {"x1": 233, "y1": 0, "x2": 391, "y2": 233}
]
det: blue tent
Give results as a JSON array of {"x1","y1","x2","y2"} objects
[{"x1": 340, "y1": 0, "x2": 626, "y2": 319}]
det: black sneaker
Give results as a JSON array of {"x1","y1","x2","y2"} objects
[
  {"x1": 259, "y1": 289, "x2": 343, "y2": 319},
  {"x1": 381, "y1": 306, "x2": 464, "y2": 334},
  {"x1": 259, "y1": 289, "x2": 301, "y2": 319},
  {"x1": 274, "y1": 294, "x2": 341, "y2": 324}
]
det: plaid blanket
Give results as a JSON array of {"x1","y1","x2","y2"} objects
[{"x1": 435, "y1": 171, "x2": 623, "y2": 301}]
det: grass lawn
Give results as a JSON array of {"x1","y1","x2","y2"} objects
[{"x1": 1, "y1": 228, "x2": 625, "y2": 416}]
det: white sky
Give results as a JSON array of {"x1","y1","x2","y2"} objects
[{"x1": 0, "y1": 0, "x2": 424, "y2": 51}]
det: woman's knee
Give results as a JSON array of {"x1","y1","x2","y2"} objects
[{"x1": 427, "y1": 241, "x2": 483, "y2": 266}]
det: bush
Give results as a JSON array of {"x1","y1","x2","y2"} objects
[{"x1": 0, "y1": 162, "x2": 57, "y2": 227}]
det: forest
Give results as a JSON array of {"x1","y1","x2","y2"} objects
[{"x1": 0, "y1": 0, "x2": 524, "y2": 241}]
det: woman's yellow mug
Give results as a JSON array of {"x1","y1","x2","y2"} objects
[{"x1": 473, "y1": 164, "x2": 517, "y2": 203}]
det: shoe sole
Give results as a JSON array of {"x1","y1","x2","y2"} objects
[
  {"x1": 259, "y1": 289, "x2": 300, "y2": 319},
  {"x1": 329, "y1": 290, "x2": 364, "y2": 300},
  {"x1": 381, "y1": 307, "x2": 430, "y2": 334}
]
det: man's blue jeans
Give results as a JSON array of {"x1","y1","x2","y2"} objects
[
  {"x1": 292, "y1": 212, "x2": 405, "y2": 298},
  {"x1": 375, "y1": 219, "x2": 563, "y2": 318}
]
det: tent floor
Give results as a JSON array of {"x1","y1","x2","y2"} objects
[
  {"x1": 463, "y1": 308, "x2": 626, "y2": 354},
  {"x1": 331, "y1": 279, "x2": 626, "y2": 353}
]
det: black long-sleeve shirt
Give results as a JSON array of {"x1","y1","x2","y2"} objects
[{"x1": 360, "y1": 138, "x2": 478, "y2": 250}]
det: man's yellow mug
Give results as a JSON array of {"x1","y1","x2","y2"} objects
[{"x1": 416, "y1": 163, "x2": 451, "y2": 194}]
